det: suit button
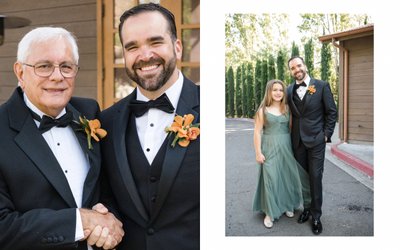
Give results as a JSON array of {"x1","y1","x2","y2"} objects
[
  {"x1": 147, "y1": 228, "x2": 155, "y2": 235},
  {"x1": 150, "y1": 176, "x2": 158, "y2": 182},
  {"x1": 47, "y1": 237, "x2": 53, "y2": 243},
  {"x1": 151, "y1": 195, "x2": 157, "y2": 203},
  {"x1": 58, "y1": 236, "x2": 64, "y2": 242}
]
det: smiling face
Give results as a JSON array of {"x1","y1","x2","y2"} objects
[
  {"x1": 14, "y1": 37, "x2": 75, "y2": 117},
  {"x1": 271, "y1": 83, "x2": 284, "y2": 102},
  {"x1": 121, "y1": 11, "x2": 182, "y2": 96},
  {"x1": 288, "y1": 57, "x2": 308, "y2": 82}
]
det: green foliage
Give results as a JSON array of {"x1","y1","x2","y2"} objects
[
  {"x1": 320, "y1": 42, "x2": 331, "y2": 82},
  {"x1": 304, "y1": 39, "x2": 314, "y2": 76},
  {"x1": 254, "y1": 60, "x2": 262, "y2": 108},
  {"x1": 225, "y1": 67, "x2": 229, "y2": 116},
  {"x1": 268, "y1": 54, "x2": 276, "y2": 80},
  {"x1": 277, "y1": 49, "x2": 292, "y2": 85},
  {"x1": 235, "y1": 66, "x2": 243, "y2": 117},
  {"x1": 227, "y1": 66, "x2": 235, "y2": 117},
  {"x1": 225, "y1": 13, "x2": 373, "y2": 117},
  {"x1": 241, "y1": 64, "x2": 248, "y2": 118},
  {"x1": 225, "y1": 13, "x2": 290, "y2": 69},
  {"x1": 246, "y1": 63, "x2": 255, "y2": 118},
  {"x1": 291, "y1": 41, "x2": 300, "y2": 58},
  {"x1": 261, "y1": 60, "x2": 268, "y2": 99},
  {"x1": 277, "y1": 49, "x2": 286, "y2": 81}
]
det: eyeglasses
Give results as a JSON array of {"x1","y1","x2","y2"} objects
[{"x1": 23, "y1": 62, "x2": 79, "y2": 78}]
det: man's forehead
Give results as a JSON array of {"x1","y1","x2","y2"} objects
[{"x1": 289, "y1": 59, "x2": 303, "y2": 66}]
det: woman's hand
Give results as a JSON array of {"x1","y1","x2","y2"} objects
[{"x1": 256, "y1": 152, "x2": 265, "y2": 164}]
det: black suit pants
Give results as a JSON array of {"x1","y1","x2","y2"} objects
[{"x1": 293, "y1": 139, "x2": 326, "y2": 220}]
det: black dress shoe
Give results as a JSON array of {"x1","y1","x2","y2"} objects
[
  {"x1": 312, "y1": 219, "x2": 323, "y2": 235},
  {"x1": 297, "y1": 210, "x2": 310, "y2": 223}
]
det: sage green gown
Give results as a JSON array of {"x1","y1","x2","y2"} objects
[{"x1": 253, "y1": 112, "x2": 311, "y2": 221}]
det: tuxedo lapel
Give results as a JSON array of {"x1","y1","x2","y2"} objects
[
  {"x1": 302, "y1": 79, "x2": 315, "y2": 113},
  {"x1": 150, "y1": 79, "x2": 200, "y2": 223},
  {"x1": 288, "y1": 84, "x2": 301, "y2": 117},
  {"x1": 113, "y1": 89, "x2": 149, "y2": 222},
  {"x1": 67, "y1": 103, "x2": 101, "y2": 207},
  {"x1": 9, "y1": 89, "x2": 76, "y2": 208}
]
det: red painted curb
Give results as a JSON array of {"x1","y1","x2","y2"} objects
[{"x1": 331, "y1": 143, "x2": 374, "y2": 177}]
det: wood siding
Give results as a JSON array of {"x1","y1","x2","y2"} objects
[
  {"x1": 0, "y1": 0, "x2": 97, "y2": 104},
  {"x1": 343, "y1": 35, "x2": 374, "y2": 143}
]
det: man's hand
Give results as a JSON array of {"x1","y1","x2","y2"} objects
[
  {"x1": 92, "y1": 203, "x2": 109, "y2": 214},
  {"x1": 80, "y1": 204, "x2": 124, "y2": 249}
]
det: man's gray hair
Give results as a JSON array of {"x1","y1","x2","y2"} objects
[{"x1": 17, "y1": 27, "x2": 79, "y2": 64}]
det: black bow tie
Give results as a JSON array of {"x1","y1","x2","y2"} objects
[
  {"x1": 30, "y1": 110, "x2": 74, "y2": 133},
  {"x1": 294, "y1": 82, "x2": 307, "y2": 90},
  {"x1": 129, "y1": 93, "x2": 175, "y2": 117}
]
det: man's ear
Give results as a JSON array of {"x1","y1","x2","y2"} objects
[
  {"x1": 174, "y1": 39, "x2": 183, "y2": 61},
  {"x1": 14, "y1": 62, "x2": 25, "y2": 89}
]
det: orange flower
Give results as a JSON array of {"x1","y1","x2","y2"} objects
[
  {"x1": 165, "y1": 114, "x2": 200, "y2": 148},
  {"x1": 188, "y1": 127, "x2": 200, "y2": 140},
  {"x1": 78, "y1": 116, "x2": 107, "y2": 149},
  {"x1": 308, "y1": 85, "x2": 316, "y2": 95},
  {"x1": 183, "y1": 114, "x2": 194, "y2": 127},
  {"x1": 86, "y1": 119, "x2": 107, "y2": 142}
]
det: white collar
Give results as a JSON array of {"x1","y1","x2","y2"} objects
[
  {"x1": 296, "y1": 74, "x2": 311, "y2": 86},
  {"x1": 23, "y1": 93, "x2": 66, "y2": 119},
  {"x1": 136, "y1": 70, "x2": 183, "y2": 110}
]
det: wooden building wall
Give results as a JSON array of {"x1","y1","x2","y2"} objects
[
  {"x1": 343, "y1": 35, "x2": 374, "y2": 143},
  {"x1": 0, "y1": 0, "x2": 98, "y2": 104}
]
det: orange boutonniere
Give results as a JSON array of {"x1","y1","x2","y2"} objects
[
  {"x1": 165, "y1": 114, "x2": 200, "y2": 148},
  {"x1": 308, "y1": 85, "x2": 316, "y2": 95},
  {"x1": 75, "y1": 116, "x2": 107, "y2": 149}
]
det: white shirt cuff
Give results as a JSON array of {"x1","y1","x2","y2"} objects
[{"x1": 75, "y1": 209, "x2": 84, "y2": 241}]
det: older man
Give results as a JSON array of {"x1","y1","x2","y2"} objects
[{"x1": 0, "y1": 27, "x2": 123, "y2": 250}]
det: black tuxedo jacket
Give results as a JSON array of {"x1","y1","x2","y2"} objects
[
  {"x1": 0, "y1": 87, "x2": 102, "y2": 250},
  {"x1": 287, "y1": 78, "x2": 337, "y2": 148},
  {"x1": 99, "y1": 76, "x2": 200, "y2": 250}
]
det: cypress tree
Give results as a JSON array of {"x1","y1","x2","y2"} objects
[
  {"x1": 235, "y1": 65, "x2": 243, "y2": 117},
  {"x1": 254, "y1": 60, "x2": 262, "y2": 107},
  {"x1": 246, "y1": 63, "x2": 255, "y2": 117},
  {"x1": 291, "y1": 41, "x2": 300, "y2": 57},
  {"x1": 268, "y1": 54, "x2": 276, "y2": 80},
  {"x1": 242, "y1": 63, "x2": 248, "y2": 118},
  {"x1": 277, "y1": 49, "x2": 285, "y2": 81},
  {"x1": 261, "y1": 60, "x2": 268, "y2": 98},
  {"x1": 321, "y1": 42, "x2": 332, "y2": 82},
  {"x1": 225, "y1": 67, "x2": 229, "y2": 116},
  {"x1": 227, "y1": 66, "x2": 235, "y2": 117},
  {"x1": 304, "y1": 39, "x2": 314, "y2": 76}
]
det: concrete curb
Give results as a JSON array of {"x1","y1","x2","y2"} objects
[{"x1": 331, "y1": 143, "x2": 374, "y2": 177}]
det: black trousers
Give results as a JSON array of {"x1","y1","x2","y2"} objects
[{"x1": 293, "y1": 139, "x2": 326, "y2": 220}]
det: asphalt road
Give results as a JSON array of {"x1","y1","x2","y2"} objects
[{"x1": 225, "y1": 118, "x2": 374, "y2": 236}]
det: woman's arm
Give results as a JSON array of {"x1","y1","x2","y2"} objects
[{"x1": 254, "y1": 109, "x2": 265, "y2": 164}]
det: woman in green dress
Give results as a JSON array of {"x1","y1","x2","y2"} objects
[{"x1": 253, "y1": 79, "x2": 310, "y2": 228}]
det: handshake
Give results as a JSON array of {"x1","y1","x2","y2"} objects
[{"x1": 80, "y1": 203, "x2": 124, "y2": 249}]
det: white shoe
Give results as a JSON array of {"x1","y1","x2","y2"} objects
[
  {"x1": 264, "y1": 215, "x2": 273, "y2": 228},
  {"x1": 285, "y1": 211, "x2": 294, "y2": 218}
]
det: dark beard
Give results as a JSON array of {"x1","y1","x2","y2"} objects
[
  {"x1": 294, "y1": 70, "x2": 306, "y2": 81},
  {"x1": 126, "y1": 56, "x2": 177, "y2": 92}
]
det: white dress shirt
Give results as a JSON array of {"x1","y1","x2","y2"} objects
[
  {"x1": 296, "y1": 75, "x2": 311, "y2": 100},
  {"x1": 24, "y1": 94, "x2": 91, "y2": 247},
  {"x1": 135, "y1": 71, "x2": 183, "y2": 165}
]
